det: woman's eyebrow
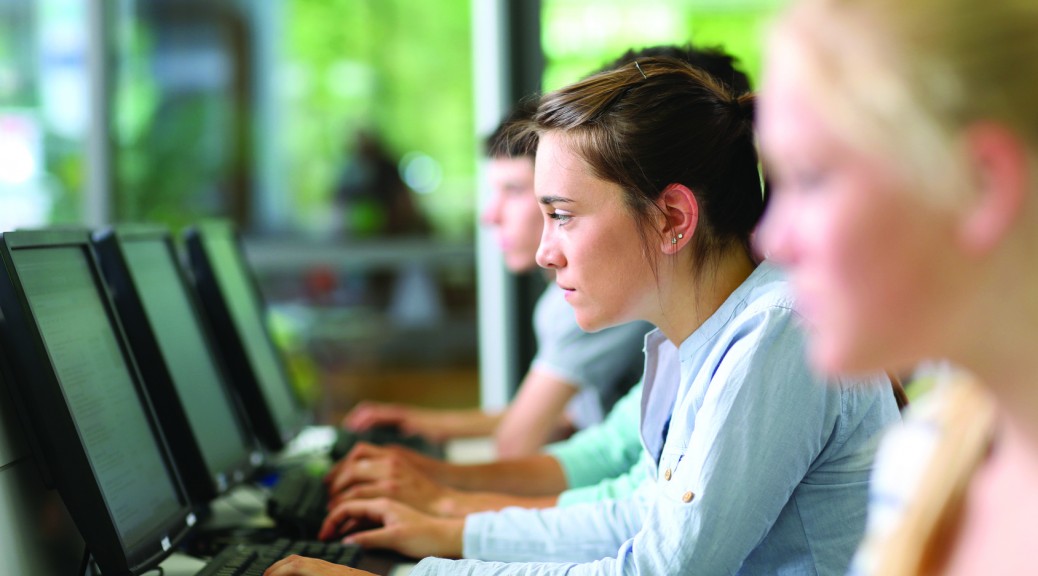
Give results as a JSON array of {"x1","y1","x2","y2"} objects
[{"x1": 538, "y1": 195, "x2": 574, "y2": 206}]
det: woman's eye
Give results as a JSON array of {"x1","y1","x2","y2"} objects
[
  {"x1": 771, "y1": 174, "x2": 823, "y2": 200},
  {"x1": 798, "y1": 174, "x2": 822, "y2": 191},
  {"x1": 549, "y1": 212, "x2": 572, "y2": 224},
  {"x1": 794, "y1": 166, "x2": 833, "y2": 192}
]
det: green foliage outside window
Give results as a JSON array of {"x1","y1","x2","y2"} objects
[
  {"x1": 113, "y1": 27, "x2": 234, "y2": 228},
  {"x1": 542, "y1": 0, "x2": 786, "y2": 92},
  {"x1": 284, "y1": 0, "x2": 475, "y2": 239}
]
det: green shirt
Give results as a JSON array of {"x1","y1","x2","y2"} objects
[{"x1": 545, "y1": 382, "x2": 646, "y2": 505}]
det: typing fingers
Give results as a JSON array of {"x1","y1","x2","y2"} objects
[
  {"x1": 344, "y1": 504, "x2": 465, "y2": 559},
  {"x1": 329, "y1": 481, "x2": 396, "y2": 507},
  {"x1": 263, "y1": 554, "x2": 374, "y2": 576},
  {"x1": 326, "y1": 457, "x2": 386, "y2": 496},
  {"x1": 320, "y1": 497, "x2": 394, "y2": 542},
  {"x1": 324, "y1": 443, "x2": 380, "y2": 486},
  {"x1": 342, "y1": 525, "x2": 403, "y2": 554},
  {"x1": 344, "y1": 442, "x2": 388, "y2": 465}
]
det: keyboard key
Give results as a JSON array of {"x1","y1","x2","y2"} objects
[{"x1": 194, "y1": 539, "x2": 362, "y2": 575}]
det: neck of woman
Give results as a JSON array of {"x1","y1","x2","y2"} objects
[
  {"x1": 953, "y1": 270, "x2": 1038, "y2": 450},
  {"x1": 654, "y1": 250, "x2": 757, "y2": 346}
]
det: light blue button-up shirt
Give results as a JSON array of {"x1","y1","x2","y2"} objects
[{"x1": 410, "y1": 262, "x2": 900, "y2": 575}]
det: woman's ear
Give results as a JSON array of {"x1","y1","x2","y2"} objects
[
  {"x1": 657, "y1": 184, "x2": 699, "y2": 254},
  {"x1": 958, "y1": 122, "x2": 1029, "y2": 256}
]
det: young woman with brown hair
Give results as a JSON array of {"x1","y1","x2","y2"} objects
[{"x1": 266, "y1": 56, "x2": 899, "y2": 576}]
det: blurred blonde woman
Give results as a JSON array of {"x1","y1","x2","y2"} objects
[{"x1": 759, "y1": 0, "x2": 1038, "y2": 574}]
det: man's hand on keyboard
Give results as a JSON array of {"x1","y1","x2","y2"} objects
[
  {"x1": 264, "y1": 555, "x2": 374, "y2": 576},
  {"x1": 342, "y1": 402, "x2": 408, "y2": 432},
  {"x1": 325, "y1": 446, "x2": 460, "y2": 517},
  {"x1": 343, "y1": 402, "x2": 504, "y2": 442},
  {"x1": 319, "y1": 497, "x2": 464, "y2": 559},
  {"x1": 337, "y1": 442, "x2": 444, "y2": 479},
  {"x1": 342, "y1": 402, "x2": 453, "y2": 442}
]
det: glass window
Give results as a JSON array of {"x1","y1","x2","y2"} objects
[
  {"x1": 541, "y1": 0, "x2": 784, "y2": 91},
  {"x1": 280, "y1": 0, "x2": 475, "y2": 240},
  {"x1": 111, "y1": 0, "x2": 249, "y2": 229},
  {"x1": 0, "y1": 0, "x2": 90, "y2": 230}
]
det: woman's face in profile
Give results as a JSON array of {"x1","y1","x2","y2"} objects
[
  {"x1": 533, "y1": 131, "x2": 657, "y2": 332},
  {"x1": 757, "y1": 43, "x2": 957, "y2": 376}
]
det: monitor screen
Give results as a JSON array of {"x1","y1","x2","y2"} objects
[
  {"x1": 116, "y1": 233, "x2": 259, "y2": 493},
  {"x1": 15, "y1": 246, "x2": 184, "y2": 544},
  {"x1": 0, "y1": 231, "x2": 194, "y2": 575},
  {"x1": 185, "y1": 223, "x2": 305, "y2": 450}
]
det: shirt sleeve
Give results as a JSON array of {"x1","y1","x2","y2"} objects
[
  {"x1": 461, "y1": 497, "x2": 649, "y2": 564},
  {"x1": 411, "y1": 558, "x2": 580, "y2": 575},
  {"x1": 556, "y1": 454, "x2": 652, "y2": 507},
  {"x1": 544, "y1": 383, "x2": 643, "y2": 489}
]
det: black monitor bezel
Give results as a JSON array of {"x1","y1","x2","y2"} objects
[
  {"x1": 91, "y1": 225, "x2": 263, "y2": 502},
  {"x1": 182, "y1": 221, "x2": 307, "y2": 451},
  {"x1": 0, "y1": 229, "x2": 195, "y2": 576}
]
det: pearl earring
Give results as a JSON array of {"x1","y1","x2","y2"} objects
[{"x1": 671, "y1": 233, "x2": 684, "y2": 245}]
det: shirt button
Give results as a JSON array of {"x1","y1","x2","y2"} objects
[
  {"x1": 682, "y1": 491, "x2": 694, "y2": 503},
  {"x1": 663, "y1": 468, "x2": 672, "y2": 481}
]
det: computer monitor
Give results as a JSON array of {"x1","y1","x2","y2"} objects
[
  {"x1": 92, "y1": 225, "x2": 263, "y2": 503},
  {"x1": 0, "y1": 230, "x2": 195, "y2": 576},
  {"x1": 183, "y1": 221, "x2": 307, "y2": 452}
]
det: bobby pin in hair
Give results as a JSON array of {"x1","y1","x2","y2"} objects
[{"x1": 634, "y1": 60, "x2": 648, "y2": 79}]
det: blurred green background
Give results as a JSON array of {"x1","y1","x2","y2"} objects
[{"x1": 0, "y1": 0, "x2": 781, "y2": 239}]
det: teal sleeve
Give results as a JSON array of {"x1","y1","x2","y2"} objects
[
  {"x1": 544, "y1": 382, "x2": 643, "y2": 489},
  {"x1": 556, "y1": 454, "x2": 652, "y2": 506}
]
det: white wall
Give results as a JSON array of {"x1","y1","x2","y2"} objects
[{"x1": 0, "y1": 375, "x2": 84, "y2": 574}]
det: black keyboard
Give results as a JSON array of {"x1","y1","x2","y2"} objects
[
  {"x1": 330, "y1": 425, "x2": 445, "y2": 460},
  {"x1": 195, "y1": 538, "x2": 361, "y2": 576},
  {"x1": 266, "y1": 468, "x2": 330, "y2": 538}
]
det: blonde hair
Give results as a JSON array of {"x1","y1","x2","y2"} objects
[
  {"x1": 770, "y1": 2, "x2": 1036, "y2": 571},
  {"x1": 772, "y1": 0, "x2": 1038, "y2": 209},
  {"x1": 861, "y1": 377, "x2": 997, "y2": 575}
]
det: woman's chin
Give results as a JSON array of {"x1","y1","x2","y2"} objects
[
  {"x1": 574, "y1": 311, "x2": 611, "y2": 334},
  {"x1": 575, "y1": 309, "x2": 640, "y2": 335}
]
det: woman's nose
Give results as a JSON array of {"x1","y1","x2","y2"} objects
[
  {"x1": 756, "y1": 198, "x2": 794, "y2": 264},
  {"x1": 536, "y1": 226, "x2": 563, "y2": 269}
]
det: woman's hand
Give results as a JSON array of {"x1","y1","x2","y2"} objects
[
  {"x1": 263, "y1": 555, "x2": 376, "y2": 576},
  {"x1": 320, "y1": 498, "x2": 465, "y2": 559}
]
